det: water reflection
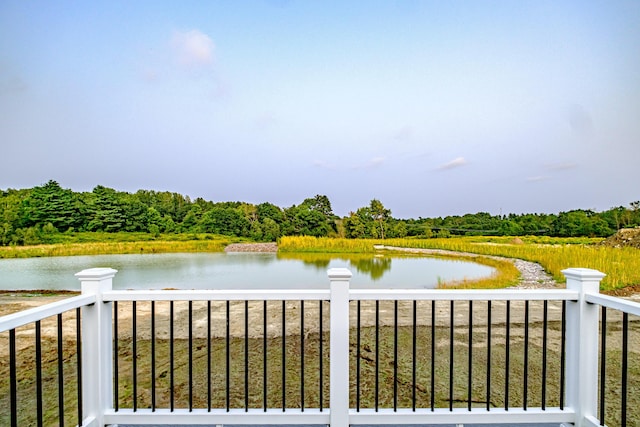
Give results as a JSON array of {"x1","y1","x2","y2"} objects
[
  {"x1": 351, "y1": 256, "x2": 392, "y2": 280},
  {"x1": 277, "y1": 252, "x2": 392, "y2": 280}
]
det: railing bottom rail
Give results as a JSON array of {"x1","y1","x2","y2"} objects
[
  {"x1": 350, "y1": 407, "x2": 575, "y2": 425},
  {"x1": 103, "y1": 406, "x2": 576, "y2": 425}
]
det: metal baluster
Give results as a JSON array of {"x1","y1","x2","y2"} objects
[
  {"x1": 151, "y1": 301, "x2": 156, "y2": 412},
  {"x1": 412, "y1": 300, "x2": 417, "y2": 411},
  {"x1": 356, "y1": 300, "x2": 361, "y2": 411},
  {"x1": 468, "y1": 300, "x2": 473, "y2": 411},
  {"x1": 300, "y1": 300, "x2": 305, "y2": 411},
  {"x1": 170, "y1": 301, "x2": 174, "y2": 412},
  {"x1": 319, "y1": 300, "x2": 324, "y2": 412},
  {"x1": 449, "y1": 300, "x2": 454, "y2": 411},
  {"x1": 621, "y1": 312, "x2": 629, "y2": 427},
  {"x1": 245, "y1": 300, "x2": 249, "y2": 412},
  {"x1": 542, "y1": 300, "x2": 548, "y2": 410},
  {"x1": 487, "y1": 300, "x2": 491, "y2": 411},
  {"x1": 226, "y1": 300, "x2": 230, "y2": 411},
  {"x1": 76, "y1": 308, "x2": 83, "y2": 426},
  {"x1": 36, "y1": 320, "x2": 43, "y2": 427},
  {"x1": 599, "y1": 306, "x2": 607, "y2": 425},
  {"x1": 560, "y1": 300, "x2": 566, "y2": 410},
  {"x1": 188, "y1": 301, "x2": 193, "y2": 411},
  {"x1": 394, "y1": 300, "x2": 398, "y2": 412},
  {"x1": 431, "y1": 300, "x2": 435, "y2": 411},
  {"x1": 114, "y1": 301, "x2": 119, "y2": 411},
  {"x1": 505, "y1": 300, "x2": 510, "y2": 411},
  {"x1": 207, "y1": 300, "x2": 211, "y2": 412},
  {"x1": 132, "y1": 301, "x2": 137, "y2": 412},
  {"x1": 524, "y1": 300, "x2": 529, "y2": 410},
  {"x1": 263, "y1": 300, "x2": 268, "y2": 412},
  {"x1": 375, "y1": 300, "x2": 379, "y2": 412},
  {"x1": 9, "y1": 328, "x2": 17, "y2": 427},
  {"x1": 58, "y1": 313, "x2": 64, "y2": 427},
  {"x1": 282, "y1": 300, "x2": 286, "y2": 411}
]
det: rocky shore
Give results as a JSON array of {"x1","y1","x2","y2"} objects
[{"x1": 224, "y1": 242, "x2": 278, "y2": 252}]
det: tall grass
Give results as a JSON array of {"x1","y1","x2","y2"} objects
[
  {"x1": 0, "y1": 238, "x2": 234, "y2": 258},
  {"x1": 278, "y1": 236, "x2": 376, "y2": 253}
]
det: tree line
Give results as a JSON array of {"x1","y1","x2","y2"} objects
[{"x1": 1, "y1": 180, "x2": 639, "y2": 246}]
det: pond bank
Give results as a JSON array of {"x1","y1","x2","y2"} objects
[{"x1": 374, "y1": 245, "x2": 560, "y2": 289}]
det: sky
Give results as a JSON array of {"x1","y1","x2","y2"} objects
[{"x1": 1, "y1": 1, "x2": 639, "y2": 218}]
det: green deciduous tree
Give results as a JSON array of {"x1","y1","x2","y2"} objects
[
  {"x1": 369, "y1": 199, "x2": 391, "y2": 239},
  {"x1": 343, "y1": 211, "x2": 367, "y2": 238},
  {"x1": 198, "y1": 207, "x2": 250, "y2": 236},
  {"x1": 261, "y1": 217, "x2": 280, "y2": 241}
]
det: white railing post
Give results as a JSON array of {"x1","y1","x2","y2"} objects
[
  {"x1": 328, "y1": 268, "x2": 352, "y2": 427},
  {"x1": 563, "y1": 268, "x2": 606, "y2": 427},
  {"x1": 76, "y1": 268, "x2": 117, "y2": 427}
]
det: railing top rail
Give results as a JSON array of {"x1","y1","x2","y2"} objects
[
  {"x1": 101, "y1": 288, "x2": 579, "y2": 302},
  {"x1": 103, "y1": 288, "x2": 330, "y2": 302},
  {"x1": 0, "y1": 293, "x2": 96, "y2": 332},
  {"x1": 586, "y1": 292, "x2": 640, "y2": 317},
  {"x1": 350, "y1": 288, "x2": 579, "y2": 301}
]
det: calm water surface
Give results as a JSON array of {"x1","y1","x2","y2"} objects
[{"x1": 0, "y1": 252, "x2": 495, "y2": 291}]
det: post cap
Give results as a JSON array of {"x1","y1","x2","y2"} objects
[
  {"x1": 75, "y1": 268, "x2": 118, "y2": 281},
  {"x1": 561, "y1": 268, "x2": 606, "y2": 281},
  {"x1": 327, "y1": 267, "x2": 352, "y2": 280}
]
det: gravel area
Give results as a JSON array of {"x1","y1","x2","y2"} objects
[
  {"x1": 511, "y1": 258, "x2": 559, "y2": 288},
  {"x1": 224, "y1": 242, "x2": 278, "y2": 252}
]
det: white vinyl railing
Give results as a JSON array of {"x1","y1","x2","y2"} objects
[{"x1": 1, "y1": 266, "x2": 638, "y2": 426}]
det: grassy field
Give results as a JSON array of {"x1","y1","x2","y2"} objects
[{"x1": 0, "y1": 234, "x2": 238, "y2": 258}]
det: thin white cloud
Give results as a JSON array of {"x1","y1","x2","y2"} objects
[
  {"x1": 437, "y1": 157, "x2": 467, "y2": 170},
  {"x1": 170, "y1": 29, "x2": 215, "y2": 68}
]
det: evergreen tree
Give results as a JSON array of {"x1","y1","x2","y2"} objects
[{"x1": 20, "y1": 180, "x2": 83, "y2": 231}]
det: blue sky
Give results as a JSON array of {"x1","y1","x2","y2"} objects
[{"x1": 1, "y1": 1, "x2": 638, "y2": 218}]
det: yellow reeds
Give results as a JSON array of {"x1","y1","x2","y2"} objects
[{"x1": 0, "y1": 239, "x2": 232, "y2": 258}]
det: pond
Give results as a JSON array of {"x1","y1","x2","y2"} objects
[{"x1": 0, "y1": 252, "x2": 496, "y2": 291}]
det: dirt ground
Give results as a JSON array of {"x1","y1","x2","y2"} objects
[{"x1": 601, "y1": 227, "x2": 640, "y2": 249}]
